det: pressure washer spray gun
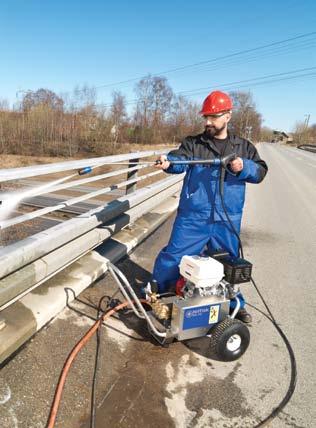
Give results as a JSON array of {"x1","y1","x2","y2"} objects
[
  {"x1": 154, "y1": 153, "x2": 237, "y2": 170},
  {"x1": 76, "y1": 153, "x2": 237, "y2": 178},
  {"x1": 154, "y1": 153, "x2": 237, "y2": 199}
]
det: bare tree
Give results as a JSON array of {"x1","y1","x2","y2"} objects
[
  {"x1": 134, "y1": 74, "x2": 152, "y2": 130},
  {"x1": 0, "y1": 98, "x2": 9, "y2": 111},
  {"x1": 133, "y1": 75, "x2": 173, "y2": 143},
  {"x1": 169, "y1": 95, "x2": 203, "y2": 142},
  {"x1": 109, "y1": 91, "x2": 127, "y2": 145},
  {"x1": 0, "y1": 82, "x2": 272, "y2": 156},
  {"x1": 67, "y1": 84, "x2": 97, "y2": 112},
  {"x1": 21, "y1": 88, "x2": 64, "y2": 112},
  {"x1": 151, "y1": 76, "x2": 173, "y2": 129},
  {"x1": 229, "y1": 91, "x2": 262, "y2": 141},
  {"x1": 292, "y1": 121, "x2": 315, "y2": 145}
]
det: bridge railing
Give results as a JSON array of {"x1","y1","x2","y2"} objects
[{"x1": 0, "y1": 149, "x2": 183, "y2": 310}]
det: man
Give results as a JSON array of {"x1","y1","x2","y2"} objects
[{"x1": 153, "y1": 90, "x2": 268, "y2": 323}]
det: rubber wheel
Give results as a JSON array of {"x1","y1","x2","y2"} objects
[{"x1": 210, "y1": 317, "x2": 250, "y2": 361}]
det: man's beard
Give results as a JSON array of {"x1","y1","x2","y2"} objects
[{"x1": 204, "y1": 124, "x2": 226, "y2": 138}]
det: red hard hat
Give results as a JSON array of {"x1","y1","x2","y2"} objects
[{"x1": 200, "y1": 91, "x2": 233, "y2": 115}]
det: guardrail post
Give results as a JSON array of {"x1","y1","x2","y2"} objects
[{"x1": 126, "y1": 158, "x2": 139, "y2": 194}]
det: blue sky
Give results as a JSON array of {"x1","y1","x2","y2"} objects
[{"x1": 0, "y1": 0, "x2": 315, "y2": 132}]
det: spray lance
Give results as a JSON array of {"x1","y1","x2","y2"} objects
[
  {"x1": 0, "y1": 155, "x2": 236, "y2": 215},
  {"x1": 155, "y1": 153, "x2": 236, "y2": 169},
  {"x1": 77, "y1": 153, "x2": 237, "y2": 175}
]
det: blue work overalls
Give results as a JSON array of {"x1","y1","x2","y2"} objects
[{"x1": 153, "y1": 155, "x2": 263, "y2": 309}]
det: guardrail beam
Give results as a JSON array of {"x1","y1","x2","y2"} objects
[
  {"x1": 0, "y1": 181, "x2": 181, "y2": 309},
  {"x1": 0, "y1": 149, "x2": 169, "y2": 182}
]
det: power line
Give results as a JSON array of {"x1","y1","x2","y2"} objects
[
  {"x1": 16, "y1": 32, "x2": 315, "y2": 99},
  {"x1": 108, "y1": 39, "x2": 316, "y2": 89},
  {"x1": 177, "y1": 66, "x2": 316, "y2": 95},
  {"x1": 82, "y1": 31, "x2": 316, "y2": 92},
  {"x1": 169, "y1": 39, "x2": 316, "y2": 79},
  {"x1": 95, "y1": 66, "x2": 316, "y2": 109},
  {"x1": 97, "y1": 72, "x2": 316, "y2": 108},
  {"x1": 184, "y1": 72, "x2": 316, "y2": 98}
]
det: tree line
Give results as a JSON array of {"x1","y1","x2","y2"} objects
[
  {"x1": 291, "y1": 121, "x2": 316, "y2": 146},
  {"x1": 0, "y1": 75, "x2": 279, "y2": 157}
]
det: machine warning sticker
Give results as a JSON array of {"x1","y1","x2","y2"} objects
[
  {"x1": 209, "y1": 305, "x2": 220, "y2": 323},
  {"x1": 183, "y1": 304, "x2": 221, "y2": 330}
]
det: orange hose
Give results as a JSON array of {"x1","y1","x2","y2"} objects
[{"x1": 46, "y1": 299, "x2": 145, "y2": 428}]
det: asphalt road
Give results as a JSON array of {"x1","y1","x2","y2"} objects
[{"x1": 0, "y1": 143, "x2": 315, "y2": 427}]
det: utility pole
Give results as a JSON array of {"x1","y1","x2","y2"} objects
[
  {"x1": 304, "y1": 114, "x2": 310, "y2": 130},
  {"x1": 303, "y1": 114, "x2": 310, "y2": 144}
]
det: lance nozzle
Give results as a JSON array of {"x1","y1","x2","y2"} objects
[{"x1": 78, "y1": 166, "x2": 92, "y2": 175}]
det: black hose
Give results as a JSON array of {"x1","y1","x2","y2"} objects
[
  {"x1": 218, "y1": 162, "x2": 297, "y2": 427},
  {"x1": 90, "y1": 320, "x2": 101, "y2": 428},
  {"x1": 219, "y1": 166, "x2": 244, "y2": 258},
  {"x1": 248, "y1": 279, "x2": 297, "y2": 428}
]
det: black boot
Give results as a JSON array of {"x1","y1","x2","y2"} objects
[{"x1": 234, "y1": 308, "x2": 252, "y2": 324}]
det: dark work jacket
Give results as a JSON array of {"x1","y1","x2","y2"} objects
[{"x1": 165, "y1": 132, "x2": 268, "y2": 222}]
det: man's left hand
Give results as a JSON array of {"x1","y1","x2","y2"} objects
[{"x1": 229, "y1": 157, "x2": 243, "y2": 173}]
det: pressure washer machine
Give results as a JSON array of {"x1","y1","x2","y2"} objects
[
  {"x1": 105, "y1": 153, "x2": 254, "y2": 361},
  {"x1": 108, "y1": 251, "x2": 252, "y2": 362}
]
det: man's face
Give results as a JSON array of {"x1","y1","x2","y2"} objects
[{"x1": 203, "y1": 111, "x2": 231, "y2": 137}]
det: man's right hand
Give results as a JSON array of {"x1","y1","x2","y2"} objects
[{"x1": 155, "y1": 155, "x2": 170, "y2": 170}]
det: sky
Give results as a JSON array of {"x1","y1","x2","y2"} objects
[{"x1": 0, "y1": 0, "x2": 315, "y2": 132}]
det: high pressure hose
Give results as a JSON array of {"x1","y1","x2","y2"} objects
[
  {"x1": 219, "y1": 163, "x2": 297, "y2": 427},
  {"x1": 248, "y1": 280, "x2": 297, "y2": 427}
]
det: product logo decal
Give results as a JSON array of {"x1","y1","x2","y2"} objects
[
  {"x1": 183, "y1": 304, "x2": 221, "y2": 330},
  {"x1": 185, "y1": 307, "x2": 209, "y2": 319}
]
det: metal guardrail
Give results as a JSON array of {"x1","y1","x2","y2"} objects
[
  {"x1": 0, "y1": 149, "x2": 183, "y2": 310},
  {"x1": 0, "y1": 149, "x2": 168, "y2": 229},
  {"x1": 297, "y1": 144, "x2": 316, "y2": 153},
  {"x1": 0, "y1": 150, "x2": 167, "y2": 182}
]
